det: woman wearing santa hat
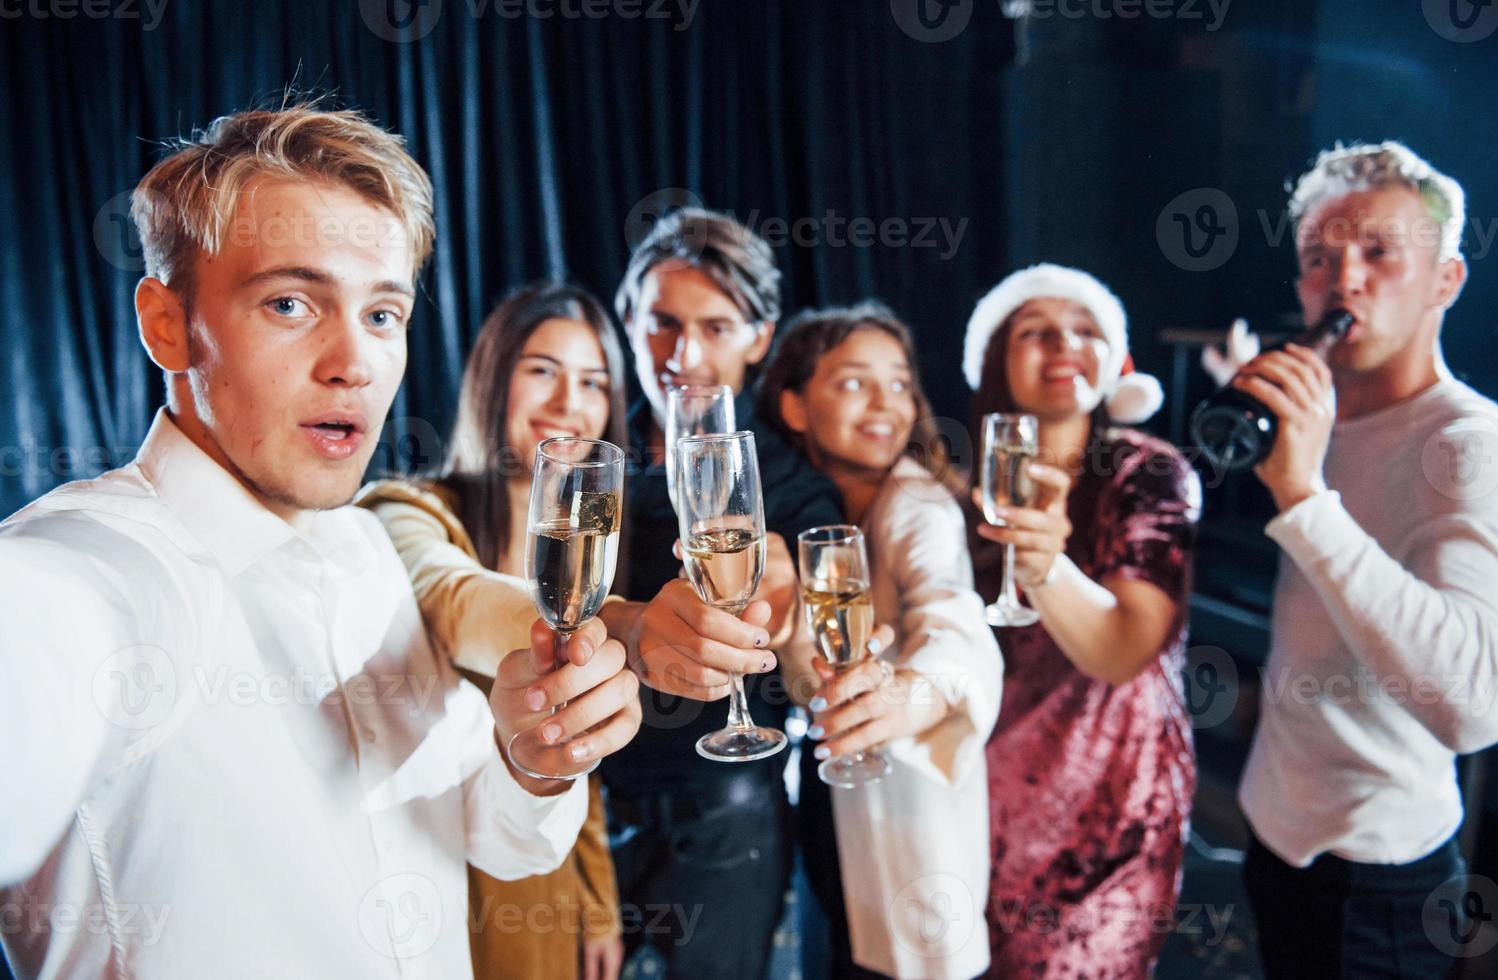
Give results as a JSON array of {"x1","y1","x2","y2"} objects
[{"x1": 963, "y1": 264, "x2": 1201, "y2": 978}]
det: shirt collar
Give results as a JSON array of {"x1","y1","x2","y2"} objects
[{"x1": 136, "y1": 409, "x2": 374, "y2": 578}]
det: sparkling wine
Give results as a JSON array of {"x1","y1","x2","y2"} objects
[
  {"x1": 801, "y1": 577, "x2": 875, "y2": 671},
  {"x1": 982, "y1": 444, "x2": 1038, "y2": 523},
  {"x1": 683, "y1": 527, "x2": 765, "y2": 613},
  {"x1": 526, "y1": 492, "x2": 621, "y2": 633}
]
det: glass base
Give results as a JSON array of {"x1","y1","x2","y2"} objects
[
  {"x1": 985, "y1": 599, "x2": 1040, "y2": 628},
  {"x1": 506, "y1": 729, "x2": 600, "y2": 781},
  {"x1": 819, "y1": 750, "x2": 891, "y2": 788},
  {"x1": 696, "y1": 725, "x2": 788, "y2": 763}
]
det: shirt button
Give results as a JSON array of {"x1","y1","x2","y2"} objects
[{"x1": 362, "y1": 727, "x2": 376, "y2": 743}]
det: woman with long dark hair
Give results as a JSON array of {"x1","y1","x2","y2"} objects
[
  {"x1": 963, "y1": 264, "x2": 1199, "y2": 977},
  {"x1": 360, "y1": 282, "x2": 629, "y2": 980},
  {"x1": 759, "y1": 302, "x2": 1002, "y2": 979}
]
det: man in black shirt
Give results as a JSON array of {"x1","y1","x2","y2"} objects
[{"x1": 602, "y1": 208, "x2": 842, "y2": 979}]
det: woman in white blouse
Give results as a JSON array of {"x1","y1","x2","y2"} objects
[{"x1": 758, "y1": 302, "x2": 1004, "y2": 980}]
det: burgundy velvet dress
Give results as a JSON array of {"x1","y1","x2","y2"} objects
[{"x1": 974, "y1": 429, "x2": 1200, "y2": 979}]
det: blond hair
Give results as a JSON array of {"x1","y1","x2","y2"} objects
[
  {"x1": 131, "y1": 103, "x2": 435, "y2": 303},
  {"x1": 1289, "y1": 141, "x2": 1466, "y2": 262}
]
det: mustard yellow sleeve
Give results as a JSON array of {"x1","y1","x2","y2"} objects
[
  {"x1": 574, "y1": 777, "x2": 622, "y2": 939},
  {"x1": 366, "y1": 498, "x2": 537, "y2": 678}
]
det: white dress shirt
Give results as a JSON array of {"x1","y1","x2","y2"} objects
[
  {"x1": 822, "y1": 458, "x2": 1003, "y2": 980},
  {"x1": 1240, "y1": 378, "x2": 1498, "y2": 866},
  {"x1": 0, "y1": 410, "x2": 587, "y2": 979}
]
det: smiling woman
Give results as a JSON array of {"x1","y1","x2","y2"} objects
[{"x1": 356, "y1": 281, "x2": 633, "y2": 980}]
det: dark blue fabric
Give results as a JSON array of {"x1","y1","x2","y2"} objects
[
  {"x1": 1244, "y1": 831, "x2": 1468, "y2": 980},
  {"x1": 0, "y1": 1, "x2": 1013, "y2": 519}
]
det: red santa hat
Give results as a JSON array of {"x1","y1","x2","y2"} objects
[{"x1": 961, "y1": 263, "x2": 1164, "y2": 425}]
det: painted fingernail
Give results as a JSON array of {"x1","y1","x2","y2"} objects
[
  {"x1": 568, "y1": 741, "x2": 590, "y2": 761},
  {"x1": 809, "y1": 696, "x2": 828, "y2": 712},
  {"x1": 760, "y1": 657, "x2": 774, "y2": 672},
  {"x1": 867, "y1": 637, "x2": 884, "y2": 656},
  {"x1": 525, "y1": 688, "x2": 546, "y2": 711},
  {"x1": 808, "y1": 724, "x2": 825, "y2": 739},
  {"x1": 541, "y1": 722, "x2": 563, "y2": 744},
  {"x1": 754, "y1": 634, "x2": 768, "y2": 648},
  {"x1": 813, "y1": 746, "x2": 831, "y2": 761}
]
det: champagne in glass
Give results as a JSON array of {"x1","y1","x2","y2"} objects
[
  {"x1": 797, "y1": 525, "x2": 891, "y2": 788},
  {"x1": 683, "y1": 526, "x2": 765, "y2": 610},
  {"x1": 674, "y1": 431, "x2": 787, "y2": 762},
  {"x1": 980, "y1": 413, "x2": 1041, "y2": 627},
  {"x1": 666, "y1": 384, "x2": 735, "y2": 513},
  {"x1": 509, "y1": 437, "x2": 624, "y2": 781}
]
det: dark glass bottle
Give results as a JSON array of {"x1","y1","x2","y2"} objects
[{"x1": 1189, "y1": 309, "x2": 1354, "y2": 471}]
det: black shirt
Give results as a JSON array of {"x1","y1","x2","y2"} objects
[{"x1": 600, "y1": 390, "x2": 843, "y2": 795}]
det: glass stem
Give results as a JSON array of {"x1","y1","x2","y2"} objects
[
  {"x1": 552, "y1": 631, "x2": 569, "y2": 717},
  {"x1": 1003, "y1": 543, "x2": 1021, "y2": 606},
  {"x1": 726, "y1": 673, "x2": 754, "y2": 731}
]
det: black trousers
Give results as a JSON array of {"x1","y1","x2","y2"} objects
[
  {"x1": 607, "y1": 770, "x2": 791, "y2": 980},
  {"x1": 1243, "y1": 830, "x2": 1469, "y2": 980}
]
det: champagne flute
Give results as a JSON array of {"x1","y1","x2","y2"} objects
[
  {"x1": 980, "y1": 412, "x2": 1041, "y2": 628},
  {"x1": 797, "y1": 525, "x2": 891, "y2": 788},
  {"x1": 674, "y1": 431, "x2": 787, "y2": 762},
  {"x1": 665, "y1": 384, "x2": 735, "y2": 513},
  {"x1": 508, "y1": 436, "x2": 624, "y2": 780}
]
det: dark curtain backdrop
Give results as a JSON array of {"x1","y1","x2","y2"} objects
[{"x1": 0, "y1": 1, "x2": 1014, "y2": 516}]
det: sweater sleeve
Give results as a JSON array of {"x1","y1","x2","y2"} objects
[
  {"x1": 365, "y1": 496, "x2": 539, "y2": 678},
  {"x1": 1267, "y1": 488, "x2": 1498, "y2": 754},
  {"x1": 879, "y1": 482, "x2": 1004, "y2": 789}
]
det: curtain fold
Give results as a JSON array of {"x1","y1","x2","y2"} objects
[{"x1": 0, "y1": 1, "x2": 1013, "y2": 517}]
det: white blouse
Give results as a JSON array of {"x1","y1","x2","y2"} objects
[{"x1": 826, "y1": 458, "x2": 1004, "y2": 980}]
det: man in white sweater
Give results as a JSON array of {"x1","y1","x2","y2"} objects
[{"x1": 1235, "y1": 142, "x2": 1498, "y2": 977}]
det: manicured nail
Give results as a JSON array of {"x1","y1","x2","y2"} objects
[
  {"x1": 525, "y1": 688, "x2": 546, "y2": 711},
  {"x1": 809, "y1": 696, "x2": 828, "y2": 712},
  {"x1": 761, "y1": 657, "x2": 773, "y2": 672},
  {"x1": 568, "y1": 741, "x2": 590, "y2": 761},
  {"x1": 867, "y1": 637, "x2": 883, "y2": 656},
  {"x1": 541, "y1": 722, "x2": 563, "y2": 744},
  {"x1": 808, "y1": 724, "x2": 825, "y2": 739},
  {"x1": 754, "y1": 633, "x2": 768, "y2": 648},
  {"x1": 813, "y1": 746, "x2": 831, "y2": 760}
]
